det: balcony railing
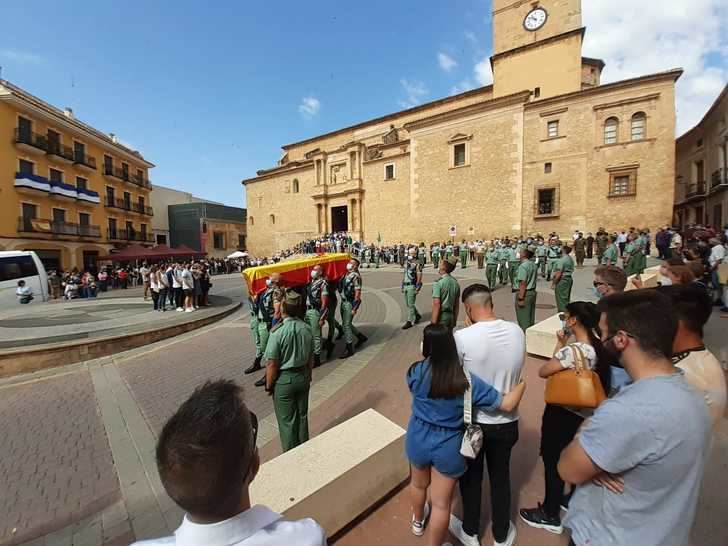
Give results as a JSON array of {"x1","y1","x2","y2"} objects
[
  {"x1": 131, "y1": 202, "x2": 154, "y2": 215},
  {"x1": 47, "y1": 141, "x2": 75, "y2": 162},
  {"x1": 17, "y1": 217, "x2": 100, "y2": 237},
  {"x1": 14, "y1": 128, "x2": 48, "y2": 151},
  {"x1": 103, "y1": 165, "x2": 152, "y2": 189},
  {"x1": 104, "y1": 197, "x2": 153, "y2": 215},
  {"x1": 107, "y1": 228, "x2": 154, "y2": 242},
  {"x1": 686, "y1": 181, "x2": 707, "y2": 199},
  {"x1": 74, "y1": 152, "x2": 97, "y2": 170},
  {"x1": 711, "y1": 169, "x2": 727, "y2": 190}
]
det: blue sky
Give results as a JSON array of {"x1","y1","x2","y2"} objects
[{"x1": 2, "y1": 1, "x2": 726, "y2": 208}]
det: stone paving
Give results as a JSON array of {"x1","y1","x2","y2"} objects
[{"x1": 1, "y1": 264, "x2": 726, "y2": 545}]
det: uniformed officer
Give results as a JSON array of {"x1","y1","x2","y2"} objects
[
  {"x1": 497, "y1": 243, "x2": 509, "y2": 285},
  {"x1": 536, "y1": 238, "x2": 547, "y2": 278},
  {"x1": 573, "y1": 232, "x2": 586, "y2": 267},
  {"x1": 417, "y1": 243, "x2": 426, "y2": 269},
  {"x1": 459, "y1": 240, "x2": 468, "y2": 269},
  {"x1": 245, "y1": 273, "x2": 283, "y2": 389},
  {"x1": 476, "y1": 240, "x2": 485, "y2": 269},
  {"x1": 507, "y1": 243, "x2": 520, "y2": 291},
  {"x1": 515, "y1": 248, "x2": 538, "y2": 331},
  {"x1": 431, "y1": 256, "x2": 460, "y2": 330},
  {"x1": 339, "y1": 258, "x2": 367, "y2": 358},
  {"x1": 324, "y1": 278, "x2": 344, "y2": 358},
  {"x1": 243, "y1": 292, "x2": 263, "y2": 374},
  {"x1": 546, "y1": 238, "x2": 562, "y2": 281},
  {"x1": 595, "y1": 228, "x2": 609, "y2": 263},
  {"x1": 264, "y1": 290, "x2": 314, "y2": 452},
  {"x1": 363, "y1": 246, "x2": 371, "y2": 269},
  {"x1": 402, "y1": 248, "x2": 423, "y2": 329},
  {"x1": 445, "y1": 242, "x2": 454, "y2": 261},
  {"x1": 431, "y1": 243, "x2": 440, "y2": 268},
  {"x1": 601, "y1": 235, "x2": 619, "y2": 266},
  {"x1": 485, "y1": 244, "x2": 499, "y2": 289},
  {"x1": 552, "y1": 245, "x2": 575, "y2": 312},
  {"x1": 304, "y1": 265, "x2": 329, "y2": 368}
]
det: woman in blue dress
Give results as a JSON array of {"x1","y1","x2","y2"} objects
[{"x1": 406, "y1": 324, "x2": 526, "y2": 546}]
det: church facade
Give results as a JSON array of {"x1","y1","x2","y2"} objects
[{"x1": 243, "y1": 0, "x2": 681, "y2": 255}]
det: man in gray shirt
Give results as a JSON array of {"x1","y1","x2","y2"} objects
[{"x1": 558, "y1": 290, "x2": 710, "y2": 546}]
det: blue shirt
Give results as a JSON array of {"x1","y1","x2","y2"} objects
[{"x1": 407, "y1": 359, "x2": 502, "y2": 429}]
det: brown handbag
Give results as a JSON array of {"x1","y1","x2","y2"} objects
[{"x1": 544, "y1": 344, "x2": 607, "y2": 409}]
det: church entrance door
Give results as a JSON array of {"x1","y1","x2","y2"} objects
[{"x1": 331, "y1": 206, "x2": 348, "y2": 233}]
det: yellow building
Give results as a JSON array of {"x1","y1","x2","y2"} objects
[
  {"x1": 674, "y1": 84, "x2": 728, "y2": 229},
  {"x1": 0, "y1": 79, "x2": 155, "y2": 271},
  {"x1": 243, "y1": 0, "x2": 682, "y2": 256}
]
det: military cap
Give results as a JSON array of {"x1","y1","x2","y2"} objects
[
  {"x1": 446, "y1": 256, "x2": 459, "y2": 266},
  {"x1": 283, "y1": 290, "x2": 302, "y2": 306}
]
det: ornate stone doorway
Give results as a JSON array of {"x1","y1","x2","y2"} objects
[{"x1": 331, "y1": 206, "x2": 348, "y2": 233}]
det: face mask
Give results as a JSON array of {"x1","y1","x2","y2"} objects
[
  {"x1": 561, "y1": 320, "x2": 572, "y2": 337},
  {"x1": 346, "y1": 263, "x2": 354, "y2": 271},
  {"x1": 592, "y1": 287, "x2": 604, "y2": 300},
  {"x1": 659, "y1": 275, "x2": 672, "y2": 286},
  {"x1": 311, "y1": 270, "x2": 318, "y2": 279},
  {"x1": 265, "y1": 279, "x2": 272, "y2": 287}
]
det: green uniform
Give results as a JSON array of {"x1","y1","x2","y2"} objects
[
  {"x1": 402, "y1": 259, "x2": 422, "y2": 324},
  {"x1": 546, "y1": 244, "x2": 562, "y2": 281},
  {"x1": 476, "y1": 245, "x2": 485, "y2": 269},
  {"x1": 339, "y1": 271, "x2": 362, "y2": 344},
  {"x1": 432, "y1": 246, "x2": 440, "y2": 267},
  {"x1": 506, "y1": 247, "x2": 520, "y2": 290},
  {"x1": 304, "y1": 277, "x2": 328, "y2": 357},
  {"x1": 601, "y1": 243, "x2": 618, "y2": 266},
  {"x1": 485, "y1": 249, "x2": 499, "y2": 289},
  {"x1": 595, "y1": 233, "x2": 609, "y2": 263},
  {"x1": 553, "y1": 254, "x2": 574, "y2": 312},
  {"x1": 536, "y1": 243, "x2": 547, "y2": 277},
  {"x1": 459, "y1": 245, "x2": 468, "y2": 268},
  {"x1": 417, "y1": 246, "x2": 426, "y2": 268},
  {"x1": 622, "y1": 241, "x2": 637, "y2": 275},
  {"x1": 432, "y1": 273, "x2": 460, "y2": 329},
  {"x1": 257, "y1": 285, "x2": 283, "y2": 357},
  {"x1": 445, "y1": 244, "x2": 454, "y2": 261},
  {"x1": 265, "y1": 316, "x2": 313, "y2": 452},
  {"x1": 497, "y1": 247, "x2": 509, "y2": 285},
  {"x1": 325, "y1": 282, "x2": 343, "y2": 345},
  {"x1": 514, "y1": 259, "x2": 538, "y2": 331},
  {"x1": 248, "y1": 296, "x2": 262, "y2": 358}
]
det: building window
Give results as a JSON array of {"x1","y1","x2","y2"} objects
[
  {"x1": 123, "y1": 191, "x2": 131, "y2": 209},
  {"x1": 292, "y1": 178, "x2": 300, "y2": 193},
  {"x1": 249, "y1": 216, "x2": 254, "y2": 226},
  {"x1": 121, "y1": 162, "x2": 129, "y2": 180},
  {"x1": 79, "y1": 212, "x2": 90, "y2": 226},
  {"x1": 108, "y1": 218, "x2": 117, "y2": 235},
  {"x1": 140, "y1": 223, "x2": 147, "y2": 238},
  {"x1": 384, "y1": 163, "x2": 396, "y2": 180},
  {"x1": 534, "y1": 87, "x2": 541, "y2": 98},
  {"x1": 536, "y1": 188, "x2": 558, "y2": 216},
  {"x1": 544, "y1": 162, "x2": 552, "y2": 174},
  {"x1": 104, "y1": 155, "x2": 113, "y2": 174},
  {"x1": 269, "y1": 214, "x2": 275, "y2": 225},
  {"x1": 453, "y1": 143, "x2": 467, "y2": 167},
  {"x1": 76, "y1": 176, "x2": 88, "y2": 190},
  {"x1": 547, "y1": 120, "x2": 559, "y2": 138},
  {"x1": 52, "y1": 208, "x2": 66, "y2": 223},
  {"x1": 630, "y1": 112, "x2": 646, "y2": 141},
  {"x1": 73, "y1": 141, "x2": 85, "y2": 163},
  {"x1": 604, "y1": 117, "x2": 619, "y2": 145},
  {"x1": 213, "y1": 232, "x2": 225, "y2": 250},
  {"x1": 18, "y1": 159, "x2": 34, "y2": 175},
  {"x1": 106, "y1": 186, "x2": 115, "y2": 203},
  {"x1": 156, "y1": 234, "x2": 167, "y2": 245},
  {"x1": 238, "y1": 234, "x2": 246, "y2": 249},
  {"x1": 608, "y1": 169, "x2": 638, "y2": 197},
  {"x1": 49, "y1": 168, "x2": 63, "y2": 183}
]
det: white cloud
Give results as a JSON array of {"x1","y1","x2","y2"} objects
[
  {"x1": 298, "y1": 96, "x2": 321, "y2": 119},
  {"x1": 399, "y1": 79, "x2": 429, "y2": 108},
  {"x1": 474, "y1": 58, "x2": 493, "y2": 86},
  {"x1": 464, "y1": 31, "x2": 478, "y2": 45},
  {"x1": 451, "y1": 79, "x2": 476, "y2": 96},
  {"x1": 582, "y1": 0, "x2": 728, "y2": 134},
  {"x1": 0, "y1": 49, "x2": 44, "y2": 65},
  {"x1": 438, "y1": 52, "x2": 458, "y2": 72}
]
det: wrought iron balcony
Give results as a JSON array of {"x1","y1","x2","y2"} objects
[
  {"x1": 131, "y1": 202, "x2": 154, "y2": 215},
  {"x1": 14, "y1": 129, "x2": 48, "y2": 153},
  {"x1": 74, "y1": 152, "x2": 97, "y2": 170},
  {"x1": 103, "y1": 165, "x2": 152, "y2": 189},
  {"x1": 17, "y1": 217, "x2": 100, "y2": 237},
  {"x1": 711, "y1": 169, "x2": 727, "y2": 191},
  {"x1": 107, "y1": 228, "x2": 154, "y2": 242},
  {"x1": 686, "y1": 181, "x2": 707, "y2": 200},
  {"x1": 47, "y1": 141, "x2": 75, "y2": 163}
]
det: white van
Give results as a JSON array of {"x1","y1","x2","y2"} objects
[{"x1": 0, "y1": 251, "x2": 49, "y2": 308}]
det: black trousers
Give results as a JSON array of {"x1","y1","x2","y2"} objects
[
  {"x1": 174, "y1": 287, "x2": 183, "y2": 308},
  {"x1": 459, "y1": 420, "x2": 519, "y2": 543},
  {"x1": 540, "y1": 405, "x2": 584, "y2": 518}
]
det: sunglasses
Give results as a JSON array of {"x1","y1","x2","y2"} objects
[{"x1": 593, "y1": 281, "x2": 611, "y2": 288}]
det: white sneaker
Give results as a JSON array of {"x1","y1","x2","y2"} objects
[
  {"x1": 494, "y1": 521, "x2": 517, "y2": 546},
  {"x1": 185, "y1": 308, "x2": 193, "y2": 313},
  {"x1": 176, "y1": 307, "x2": 184, "y2": 312},
  {"x1": 411, "y1": 503, "x2": 431, "y2": 537},
  {"x1": 448, "y1": 514, "x2": 479, "y2": 546}
]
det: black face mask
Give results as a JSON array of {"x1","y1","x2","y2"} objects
[{"x1": 603, "y1": 335, "x2": 624, "y2": 368}]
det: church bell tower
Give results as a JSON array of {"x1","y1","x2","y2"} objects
[{"x1": 491, "y1": 0, "x2": 585, "y2": 99}]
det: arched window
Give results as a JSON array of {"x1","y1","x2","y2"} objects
[
  {"x1": 292, "y1": 178, "x2": 299, "y2": 193},
  {"x1": 604, "y1": 117, "x2": 619, "y2": 145},
  {"x1": 631, "y1": 112, "x2": 646, "y2": 141},
  {"x1": 269, "y1": 214, "x2": 275, "y2": 225},
  {"x1": 249, "y1": 216, "x2": 254, "y2": 226}
]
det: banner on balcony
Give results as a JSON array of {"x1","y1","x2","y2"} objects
[
  {"x1": 30, "y1": 219, "x2": 52, "y2": 232},
  {"x1": 49, "y1": 180, "x2": 78, "y2": 199},
  {"x1": 242, "y1": 253, "x2": 351, "y2": 296},
  {"x1": 14, "y1": 174, "x2": 51, "y2": 193},
  {"x1": 76, "y1": 188, "x2": 101, "y2": 204}
]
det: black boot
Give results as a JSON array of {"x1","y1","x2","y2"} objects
[
  {"x1": 402, "y1": 321, "x2": 413, "y2": 330},
  {"x1": 336, "y1": 325, "x2": 344, "y2": 340},
  {"x1": 325, "y1": 339, "x2": 335, "y2": 359},
  {"x1": 355, "y1": 332, "x2": 368, "y2": 349},
  {"x1": 254, "y1": 375, "x2": 266, "y2": 387},
  {"x1": 414, "y1": 313, "x2": 421, "y2": 324},
  {"x1": 244, "y1": 355, "x2": 262, "y2": 375},
  {"x1": 314, "y1": 354, "x2": 322, "y2": 368},
  {"x1": 339, "y1": 343, "x2": 355, "y2": 359}
]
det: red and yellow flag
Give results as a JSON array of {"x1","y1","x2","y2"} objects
[{"x1": 242, "y1": 253, "x2": 351, "y2": 296}]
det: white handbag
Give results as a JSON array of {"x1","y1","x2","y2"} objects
[{"x1": 460, "y1": 368, "x2": 483, "y2": 459}]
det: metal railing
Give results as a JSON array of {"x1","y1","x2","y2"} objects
[
  {"x1": 103, "y1": 165, "x2": 152, "y2": 189},
  {"x1": 686, "y1": 181, "x2": 707, "y2": 198},
  {"x1": 14, "y1": 128, "x2": 47, "y2": 151},
  {"x1": 47, "y1": 141, "x2": 75, "y2": 162},
  {"x1": 107, "y1": 228, "x2": 154, "y2": 242},
  {"x1": 711, "y1": 169, "x2": 727, "y2": 190},
  {"x1": 104, "y1": 197, "x2": 153, "y2": 215},
  {"x1": 74, "y1": 152, "x2": 97, "y2": 169},
  {"x1": 17, "y1": 217, "x2": 100, "y2": 237}
]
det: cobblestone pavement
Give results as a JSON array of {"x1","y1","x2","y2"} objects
[{"x1": 2, "y1": 265, "x2": 726, "y2": 545}]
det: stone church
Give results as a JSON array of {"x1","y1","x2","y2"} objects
[{"x1": 243, "y1": 0, "x2": 681, "y2": 255}]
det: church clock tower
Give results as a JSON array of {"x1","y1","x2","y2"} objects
[{"x1": 491, "y1": 0, "x2": 585, "y2": 99}]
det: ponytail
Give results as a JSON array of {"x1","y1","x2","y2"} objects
[{"x1": 566, "y1": 301, "x2": 612, "y2": 393}]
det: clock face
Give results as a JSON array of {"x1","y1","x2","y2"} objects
[{"x1": 524, "y1": 7, "x2": 548, "y2": 31}]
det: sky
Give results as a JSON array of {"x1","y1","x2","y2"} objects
[{"x1": 1, "y1": 0, "x2": 726, "y2": 208}]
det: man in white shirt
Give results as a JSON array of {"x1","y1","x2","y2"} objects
[
  {"x1": 172, "y1": 263, "x2": 184, "y2": 311},
  {"x1": 133, "y1": 380, "x2": 326, "y2": 546},
  {"x1": 140, "y1": 263, "x2": 151, "y2": 301},
  {"x1": 669, "y1": 229, "x2": 682, "y2": 258},
  {"x1": 708, "y1": 238, "x2": 726, "y2": 306},
  {"x1": 449, "y1": 284, "x2": 525, "y2": 546}
]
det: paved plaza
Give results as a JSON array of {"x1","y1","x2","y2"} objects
[{"x1": 0, "y1": 265, "x2": 726, "y2": 545}]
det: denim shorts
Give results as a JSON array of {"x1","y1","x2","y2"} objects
[{"x1": 405, "y1": 416, "x2": 466, "y2": 479}]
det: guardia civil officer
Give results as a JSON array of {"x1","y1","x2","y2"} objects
[
  {"x1": 515, "y1": 248, "x2": 538, "y2": 331},
  {"x1": 431, "y1": 255, "x2": 460, "y2": 330},
  {"x1": 304, "y1": 264, "x2": 329, "y2": 367},
  {"x1": 339, "y1": 257, "x2": 367, "y2": 358},
  {"x1": 265, "y1": 291, "x2": 314, "y2": 452},
  {"x1": 459, "y1": 240, "x2": 468, "y2": 268},
  {"x1": 402, "y1": 247, "x2": 423, "y2": 329}
]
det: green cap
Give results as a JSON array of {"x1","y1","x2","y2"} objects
[
  {"x1": 283, "y1": 290, "x2": 302, "y2": 306},
  {"x1": 446, "y1": 256, "x2": 459, "y2": 266}
]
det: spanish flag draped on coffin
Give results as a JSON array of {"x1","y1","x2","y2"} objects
[{"x1": 242, "y1": 253, "x2": 351, "y2": 296}]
